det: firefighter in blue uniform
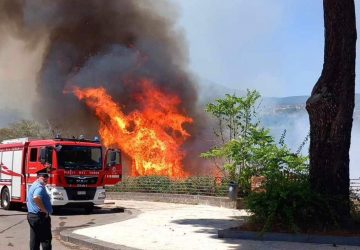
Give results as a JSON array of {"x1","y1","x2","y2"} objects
[{"x1": 26, "y1": 171, "x2": 53, "y2": 250}]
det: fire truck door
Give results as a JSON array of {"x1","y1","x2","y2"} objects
[
  {"x1": 0, "y1": 150, "x2": 22, "y2": 198},
  {"x1": 104, "y1": 149, "x2": 122, "y2": 186}
]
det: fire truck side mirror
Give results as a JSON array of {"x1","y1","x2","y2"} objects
[
  {"x1": 106, "y1": 150, "x2": 120, "y2": 169},
  {"x1": 40, "y1": 147, "x2": 53, "y2": 165},
  {"x1": 110, "y1": 151, "x2": 117, "y2": 162},
  {"x1": 40, "y1": 148, "x2": 46, "y2": 164},
  {"x1": 107, "y1": 152, "x2": 116, "y2": 168}
]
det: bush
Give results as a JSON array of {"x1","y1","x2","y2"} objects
[
  {"x1": 245, "y1": 174, "x2": 340, "y2": 233},
  {"x1": 107, "y1": 176, "x2": 230, "y2": 196}
]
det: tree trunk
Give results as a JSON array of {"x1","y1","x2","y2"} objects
[{"x1": 306, "y1": 0, "x2": 356, "y2": 222}]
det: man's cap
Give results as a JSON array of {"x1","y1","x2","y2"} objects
[{"x1": 37, "y1": 171, "x2": 49, "y2": 178}]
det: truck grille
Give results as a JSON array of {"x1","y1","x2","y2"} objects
[
  {"x1": 64, "y1": 188, "x2": 96, "y2": 200},
  {"x1": 65, "y1": 176, "x2": 98, "y2": 185}
]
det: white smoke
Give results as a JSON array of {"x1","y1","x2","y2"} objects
[{"x1": 0, "y1": 34, "x2": 47, "y2": 124}]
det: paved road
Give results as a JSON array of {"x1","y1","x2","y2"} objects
[
  {"x1": 75, "y1": 200, "x2": 360, "y2": 250},
  {"x1": 0, "y1": 203, "x2": 130, "y2": 250},
  {"x1": 2, "y1": 200, "x2": 359, "y2": 250}
]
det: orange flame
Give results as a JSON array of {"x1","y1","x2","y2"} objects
[{"x1": 72, "y1": 79, "x2": 192, "y2": 178}]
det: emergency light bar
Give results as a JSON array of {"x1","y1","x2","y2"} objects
[{"x1": 53, "y1": 136, "x2": 101, "y2": 143}]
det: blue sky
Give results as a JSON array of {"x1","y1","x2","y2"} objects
[
  {"x1": 170, "y1": 0, "x2": 360, "y2": 178},
  {"x1": 172, "y1": 0, "x2": 359, "y2": 97}
]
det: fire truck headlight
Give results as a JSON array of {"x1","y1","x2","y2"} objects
[{"x1": 98, "y1": 191, "x2": 106, "y2": 199}]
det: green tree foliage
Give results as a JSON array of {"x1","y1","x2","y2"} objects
[
  {"x1": 201, "y1": 90, "x2": 308, "y2": 194},
  {"x1": 204, "y1": 90, "x2": 260, "y2": 144},
  {"x1": 201, "y1": 90, "x2": 260, "y2": 181},
  {"x1": 0, "y1": 120, "x2": 52, "y2": 142}
]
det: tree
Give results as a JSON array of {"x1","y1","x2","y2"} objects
[
  {"x1": 0, "y1": 120, "x2": 52, "y2": 141},
  {"x1": 306, "y1": 0, "x2": 356, "y2": 222},
  {"x1": 201, "y1": 91, "x2": 308, "y2": 194},
  {"x1": 201, "y1": 90, "x2": 261, "y2": 181}
]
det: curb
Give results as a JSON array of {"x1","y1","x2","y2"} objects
[
  {"x1": 60, "y1": 229, "x2": 137, "y2": 250},
  {"x1": 218, "y1": 229, "x2": 360, "y2": 246},
  {"x1": 59, "y1": 207, "x2": 141, "y2": 250}
]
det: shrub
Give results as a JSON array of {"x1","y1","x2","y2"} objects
[
  {"x1": 245, "y1": 171, "x2": 340, "y2": 233},
  {"x1": 107, "y1": 175, "x2": 230, "y2": 196}
]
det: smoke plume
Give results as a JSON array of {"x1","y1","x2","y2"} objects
[{"x1": 0, "y1": 0, "x2": 210, "y2": 174}]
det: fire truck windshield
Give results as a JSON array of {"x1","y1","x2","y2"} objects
[{"x1": 56, "y1": 146, "x2": 102, "y2": 170}]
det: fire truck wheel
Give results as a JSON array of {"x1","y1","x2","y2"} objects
[
  {"x1": 1, "y1": 187, "x2": 12, "y2": 210},
  {"x1": 84, "y1": 205, "x2": 94, "y2": 214}
]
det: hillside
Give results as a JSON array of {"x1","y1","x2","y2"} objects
[{"x1": 262, "y1": 94, "x2": 360, "y2": 123}]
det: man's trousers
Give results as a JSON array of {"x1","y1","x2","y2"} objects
[{"x1": 27, "y1": 213, "x2": 52, "y2": 250}]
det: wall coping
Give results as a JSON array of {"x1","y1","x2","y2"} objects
[{"x1": 106, "y1": 191, "x2": 243, "y2": 209}]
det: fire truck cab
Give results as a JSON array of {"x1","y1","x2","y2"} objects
[{"x1": 0, "y1": 137, "x2": 122, "y2": 212}]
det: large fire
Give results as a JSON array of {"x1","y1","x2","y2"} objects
[{"x1": 71, "y1": 79, "x2": 192, "y2": 178}]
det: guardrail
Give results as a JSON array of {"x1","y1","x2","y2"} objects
[{"x1": 351, "y1": 179, "x2": 360, "y2": 197}]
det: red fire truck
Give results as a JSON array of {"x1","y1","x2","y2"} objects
[{"x1": 0, "y1": 137, "x2": 122, "y2": 212}]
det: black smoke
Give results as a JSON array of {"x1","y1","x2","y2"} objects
[{"x1": 0, "y1": 0, "x2": 212, "y2": 175}]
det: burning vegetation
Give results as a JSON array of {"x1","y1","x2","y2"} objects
[{"x1": 71, "y1": 79, "x2": 192, "y2": 177}]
